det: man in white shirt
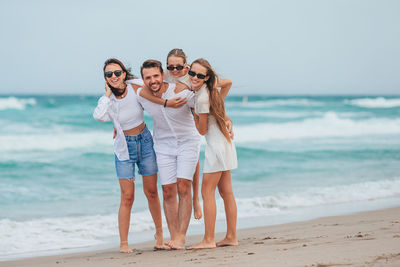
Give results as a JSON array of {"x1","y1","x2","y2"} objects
[{"x1": 136, "y1": 60, "x2": 200, "y2": 249}]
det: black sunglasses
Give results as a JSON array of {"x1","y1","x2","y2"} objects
[
  {"x1": 167, "y1": 65, "x2": 184, "y2": 71},
  {"x1": 188, "y1": 70, "x2": 207, "y2": 79},
  {"x1": 104, "y1": 70, "x2": 123, "y2": 78}
]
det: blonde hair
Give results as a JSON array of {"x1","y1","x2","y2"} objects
[
  {"x1": 167, "y1": 48, "x2": 187, "y2": 64},
  {"x1": 191, "y1": 58, "x2": 231, "y2": 143}
]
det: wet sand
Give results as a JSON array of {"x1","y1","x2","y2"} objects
[{"x1": 2, "y1": 207, "x2": 400, "y2": 267}]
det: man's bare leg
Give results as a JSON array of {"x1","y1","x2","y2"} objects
[
  {"x1": 118, "y1": 178, "x2": 135, "y2": 253},
  {"x1": 142, "y1": 173, "x2": 168, "y2": 249},
  {"x1": 167, "y1": 178, "x2": 193, "y2": 249},
  {"x1": 162, "y1": 183, "x2": 179, "y2": 245},
  {"x1": 188, "y1": 172, "x2": 221, "y2": 249},
  {"x1": 216, "y1": 171, "x2": 238, "y2": 247},
  {"x1": 192, "y1": 161, "x2": 202, "y2": 219}
]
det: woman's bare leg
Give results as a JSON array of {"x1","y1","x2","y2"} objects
[
  {"x1": 188, "y1": 171, "x2": 222, "y2": 249},
  {"x1": 118, "y1": 178, "x2": 135, "y2": 253},
  {"x1": 216, "y1": 171, "x2": 238, "y2": 246},
  {"x1": 192, "y1": 161, "x2": 202, "y2": 219}
]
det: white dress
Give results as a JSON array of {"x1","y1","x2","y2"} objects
[{"x1": 195, "y1": 84, "x2": 238, "y2": 173}]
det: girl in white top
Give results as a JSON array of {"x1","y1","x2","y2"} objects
[
  {"x1": 187, "y1": 58, "x2": 238, "y2": 249},
  {"x1": 164, "y1": 49, "x2": 234, "y2": 220}
]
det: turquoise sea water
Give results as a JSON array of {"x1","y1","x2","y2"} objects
[{"x1": 1, "y1": 95, "x2": 400, "y2": 260}]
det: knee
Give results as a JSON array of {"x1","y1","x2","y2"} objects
[
  {"x1": 121, "y1": 193, "x2": 134, "y2": 207},
  {"x1": 177, "y1": 182, "x2": 191, "y2": 197},
  {"x1": 218, "y1": 187, "x2": 233, "y2": 199},
  {"x1": 201, "y1": 185, "x2": 215, "y2": 199},
  {"x1": 162, "y1": 187, "x2": 175, "y2": 201},
  {"x1": 144, "y1": 188, "x2": 158, "y2": 200}
]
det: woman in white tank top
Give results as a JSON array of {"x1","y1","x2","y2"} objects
[
  {"x1": 93, "y1": 58, "x2": 168, "y2": 252},
  {"x1": 164, "y1": 49, "x2": 234, "y2": 221}
]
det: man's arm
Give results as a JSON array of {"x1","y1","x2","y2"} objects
[{"x1": 137, "y1": 84, "x2": 187, "y2": 108}]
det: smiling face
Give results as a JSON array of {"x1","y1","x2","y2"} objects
[
  {"x1": 104, "y1": 63, "x2": 126, "y2": 89},
  {"x1": 189, "y1": 63, "x2": 209, "y2": 90},
  {"x1": 167, "y1": 55, "x2": 187, "y2": 78},
  {"x1": 142, "y1": 67, "x2": 164, "y2": 93}
]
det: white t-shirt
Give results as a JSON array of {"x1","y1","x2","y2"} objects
[{"x1": 136, "y1": 83, "x2": 200, "y2": 155}]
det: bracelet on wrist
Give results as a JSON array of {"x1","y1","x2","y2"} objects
[{"x1": 164, "y1": 99, "x2": 168, "y2": 107}]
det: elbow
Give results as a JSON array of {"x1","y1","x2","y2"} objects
[
  {"x1": 93, "y1": 113, "x2": 101, "y2": 121},
  {"x1": 198, "y1": 128, "x2": 208, "y2": 136},
  {"x1": 93, "y1": 112, "x2": 105, "y2": 122}
]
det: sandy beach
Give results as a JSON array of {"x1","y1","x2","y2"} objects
[{"x1": 2, "y1": 207, "x2": 399, "y2": 267}]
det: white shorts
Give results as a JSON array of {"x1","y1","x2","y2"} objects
[{"x1": 156, "y1": 141, "x2": 200, "y2": 185}]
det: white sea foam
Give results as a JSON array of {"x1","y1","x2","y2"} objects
[
  {"x1": 345, "y1": 97, "x2": 400, "y2": 108},
  {"x1": 0, "y1": 131, "x2": 112, "y2": 152},
  {"x1": 233, "y1": 112, "x2": 400, "y2": 143},
  {"x1": 228, "y1": 110, "x2": 371, "y2": 119},
  {"x1": 1, "y1": 112, "x2": 399, "y2": 152},
  {"x1": 226, "y1": 98, "x2": 324, "y2": 108},
  {"x1": 0, "y1": 210, "x2": 158, "y2": 259},
  {"x1": 0, "y1": 97, "x2": 36, "y2": 110},
  {"x1": 1, "y1": 178, "x2": 399, "y2": 259},
  {"x1": 233, "y1": 178, "x2": 400, "y2": 218}
]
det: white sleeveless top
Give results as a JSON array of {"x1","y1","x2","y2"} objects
[
  {"x1": 93, "y1": 82, "x2": 145, "y2": 160},
  {"x1": 112, "y1": 83, "x2": 144, "y2": 130}
]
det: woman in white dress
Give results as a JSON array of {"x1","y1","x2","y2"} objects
[
  {"x1": 187, "y1": 58, "x2": 238, "y2": 249},
  {"x1": 164, "y1": 49, "x2": 233, "y2": 220}
]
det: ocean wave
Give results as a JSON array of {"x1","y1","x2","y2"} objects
[
  {"x1": 0, "y1": 131, "x2": 113, "y2": 152},
  {"x1": 229, "y1": 110, "x2": 372, "y2": 119},
  {"x1": 344, "y1": 97, "x2": 400, "y2": 108},
  {"x1": 1, "y1": 178, "x2": 399, "y2": 259},
  {"x1": 233, "y1": 112, "x2": 400, "y2": 143},
  {"x1": 1, "y1": 112, "x2": 399, "y2": 152},
  {"x1": 0, "y1": 210, "x2": 158, "y2": 259},
  {"x1": 0, "y1": 97, "x2": 36, "y2": 110},
  {"x1": 226, "y1": 98, "x2": 324, "y2": 108},
  {"x1": 234, "y1": 178, "x2": 400, "y2": 218}
]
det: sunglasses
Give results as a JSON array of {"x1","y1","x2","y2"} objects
[
  {"x1": 167, "y1": 65, "x2": 184, "y2": 71},
  {"x1": 104, "y1": 70, "x2": 123, "y2": 78},
  {"x1": 188, "y1": 70, "x2": 207, "y2": 79}
]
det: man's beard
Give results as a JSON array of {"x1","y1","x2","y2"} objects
[{"x1": 149, "y1": 82, "x2": 162, "y2": 94}]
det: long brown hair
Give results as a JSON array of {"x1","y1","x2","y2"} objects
[{"x1": 191, "y1": 58, "x2": 231, "y2": 143}]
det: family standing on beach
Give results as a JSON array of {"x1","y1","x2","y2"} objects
[{"x1": 93, "y1": 49, "x2": 238, "y2": 252}]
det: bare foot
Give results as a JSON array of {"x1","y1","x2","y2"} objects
[
  {"x1": 120, "y1": 245, "x2": 133, "y2": 253},
  {"x1": 216, "y1": 237, "x2": 238, "y2": 247},
  {"x1": 154, "y1": 232, "x2": 169, "y2": 250},
  {"x1": 187, "y1": 240, "x2": 216, "y2": 250},
  {"x1": 165, "y1": 238, "x2": 185, "y2": 250},
  {"x1": 193, "y1": 199, "x2": 202, "y2": 220}
]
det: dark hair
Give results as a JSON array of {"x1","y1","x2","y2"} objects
[
  {"x1": 140, "y1": 59, "x2": 163, "y2": 77},
  {"x1": 166, "y1": 48, "x2": 187, "y2": 64},
  {"x1": 191, "y1": 58, "x2": 231, "y2": 143},
  {"x1": 103, "y1": 58, "x2": 136, "y2": 96},
  {"x1": 103, "y1": 58, "x2": 136, "y2": 80}
]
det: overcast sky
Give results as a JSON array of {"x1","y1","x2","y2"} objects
[{"x1": 0, "y1": 0, "x2": 399, "y2": 95}]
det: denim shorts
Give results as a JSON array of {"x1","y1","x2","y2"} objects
[{"x1": 115, "y1": 127, "x2": 158, "y2": 179}]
